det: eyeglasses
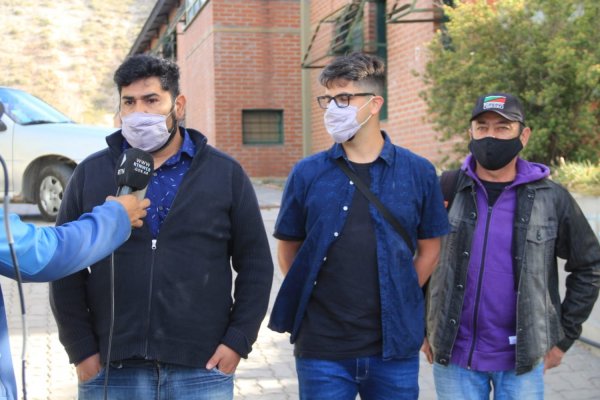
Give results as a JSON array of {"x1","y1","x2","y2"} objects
[{"x1": 316, "y1": 93, "x2": 375, "y2": 109}]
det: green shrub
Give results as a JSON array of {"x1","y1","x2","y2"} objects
[{"x1": 422, "y1": 0, "x2": 600, "y2": 165}]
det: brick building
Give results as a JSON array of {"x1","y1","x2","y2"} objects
[{"x1": 130, "y1": 0, "x2": 454, "y2": 177}]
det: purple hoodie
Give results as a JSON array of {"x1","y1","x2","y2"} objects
[{"x1": 450, "y1": 155, "x2": 550, "y2": 371}]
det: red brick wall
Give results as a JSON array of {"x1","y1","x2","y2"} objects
[
  {"x1": 179, "y1": 1, "x2": 217, "y2": 145},
  {"x1": 141, "y1": 0, "x2": 457, "y2": 177},
  {"x1": 383, "y1": 0, "x2": 456, "y2": 164},
  {"x1": 183, "y1": 0, "x2": 304, "y2": 177},
  {"x1": 212, "y1": 0, "x2": 303, "y2": 177},
  {"x1": 144, "y1": 0, "x2": 304, "y2": 177}
]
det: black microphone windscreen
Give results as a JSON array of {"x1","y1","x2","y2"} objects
[{"x1": 115, "y1": 148, "x2": 154, "y2": 191}]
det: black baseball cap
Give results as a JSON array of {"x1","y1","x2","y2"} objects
[{"x1": 470, "y1": 93, "x2": 525, "y2": 123}]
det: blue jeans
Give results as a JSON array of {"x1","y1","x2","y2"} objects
[
  {"x1": 78, "y1": 360, "x2": 234, "y2": 400},
  {"x1": 295, "y1": 355, "x2": 419, "y2": 400},
  {"x1": 433, "y1": 362, "x2": 544, "y2": 400}
]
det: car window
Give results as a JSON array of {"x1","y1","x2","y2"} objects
[{"x1": 0, "y1": 88, "x2": 72, "y2": 125}]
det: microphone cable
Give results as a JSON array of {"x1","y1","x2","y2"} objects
[
  {"x1": 102, "y1": 252, "x2": 116, "y2": 400},
  {"x1": 103, "y1": 148, "x2": 153, "y2": 399},
  {"x1": 103, "y1": 181, "x2": 131, "y2": 400},
  {"x1": 0, "y1": 154, "x2": 28, "y2": 400}
]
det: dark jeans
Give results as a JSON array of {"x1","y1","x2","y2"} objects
[{"x1": 295, "y1": 354, "x2": 419, "y2": 400}]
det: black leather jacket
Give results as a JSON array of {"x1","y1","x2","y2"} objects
[{"x1": 427, "y1": 171, "x2": 600, "y2": 374}]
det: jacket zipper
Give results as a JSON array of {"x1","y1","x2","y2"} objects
[
  {"x1": 138, "y1": 153, "x2": 194, "y2": 358},
  {"x1": 144, "y1": 239, "x2": 157, "y2": 358},
  {"x1": 467, "y1": 205, "x2": 493, "y2": 369}
]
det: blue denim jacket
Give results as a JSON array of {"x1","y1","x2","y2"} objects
[{"x1": 269, "y1": 133, "x2": 449, "y2": 359}]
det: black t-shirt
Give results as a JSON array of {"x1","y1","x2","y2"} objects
[
  {"x1": 480, "y1": 179, "x2": 513, "y2": 206},
  {"x1": 294, "y1": 161, "x2": 382, "y2": 359}
]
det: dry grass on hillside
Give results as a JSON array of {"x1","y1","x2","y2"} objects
[{"x1": 0, "y1": 0, "x2": 154, "y2": 125}]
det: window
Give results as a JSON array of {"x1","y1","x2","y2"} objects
[
  {"x1": 302, "y1": 0, "x2": 370, "y2": 68},
  {"x1": 162, "y1": 32, "x2": 177, "y2": 60},
  {"x1": 331, "y1": 1, "x2": 364, "y2": 55},
  {"x1": 185, "y1": 0, "x2": 208, "y2": 25},
  {"x1": 301, "y1": 1, "x2": 387, "y2": 69},
  {"x1": 372, "y1": 0, "x2": 388, "y2": 120},
  {"x1": 387, "y1": 0, "x2": 452, "y2": 24},
  {"x1": 242, "y1": 110, "x2": 283, "y2": 145}
]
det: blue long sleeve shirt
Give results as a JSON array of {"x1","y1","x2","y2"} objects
[
  {"x1": 0, "y1": 200, "x2": 131, "y2": 400},
  {"x1": 269, "y1": 132, "x2": 449, "y2": 359}
]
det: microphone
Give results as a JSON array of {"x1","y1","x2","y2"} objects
[
  {"x1": 107, "y1": 148, "x2": 153, "y2": 399},
  {"x1": 114, "y1": 148, "x2": 154, "y2": 196}
]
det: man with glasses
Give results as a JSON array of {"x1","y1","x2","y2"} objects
[
  {"x1": 423, "y1": 93, "x2": 600, "y2": 399},
  {"x1": 269, "y1": 52, "x2": 449, "y2": 399}
]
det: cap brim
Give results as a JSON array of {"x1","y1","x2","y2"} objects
[{"x1": 470, "y1": 109, "x2": 523, "y2": 123}]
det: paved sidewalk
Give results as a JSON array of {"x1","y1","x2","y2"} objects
[{"x1": 2, "y1": 184, "x2": 600, "y2": 399}]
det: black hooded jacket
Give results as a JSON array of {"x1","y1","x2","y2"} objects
[{"x1": 50, "y1": 128, "x2": 274, "y2": 366}]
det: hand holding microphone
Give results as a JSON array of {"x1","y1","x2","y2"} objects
[
  {"x1": 111, "y1": 148, "x2": 154, "y2": 228},
  {"x1": 105, "y1": 195, "x2": 150, "y2": 228}
]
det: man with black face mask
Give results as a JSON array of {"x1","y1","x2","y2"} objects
[
  {"x1": 49, "y1": 54, "x2": 274, "y2": 399},
  {"x1": 422, "y1": 92, "x2": 600, "y2": 400}
]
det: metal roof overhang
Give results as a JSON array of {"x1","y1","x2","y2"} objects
[{"x1": 129, "y1": 0, "x2": 180, "y2": 56}]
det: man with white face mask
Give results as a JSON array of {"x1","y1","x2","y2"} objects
[
  {"x1": 269, "y1": 52, "x2": 449, "y2": 399},
  {"x1": 49, "y1": 54, "x2": 274, "y2": 399}
]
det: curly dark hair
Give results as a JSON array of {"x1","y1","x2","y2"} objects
[
  {"x1": 319, "y1": 52, "x2": 385, "y2": 95},
  {"x1": 114, "y1": 54, "x2": 180, "y2": 99}
]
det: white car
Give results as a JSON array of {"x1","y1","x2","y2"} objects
[{"x1": 0, "y1": 87, "x2": 114, "y2": 221}]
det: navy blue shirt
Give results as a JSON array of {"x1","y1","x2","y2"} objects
[
  {"x1": 124, "y1": 128, "x2": 196, "y2": 238},
  {"x1": 269, "y1": 132, "x2": 449, "y2": 359}
]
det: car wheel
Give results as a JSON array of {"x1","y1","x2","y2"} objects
[{"x1": 37, "y1": 163, "x2": 73, "y2": 222}]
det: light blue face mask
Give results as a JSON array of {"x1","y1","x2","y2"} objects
[
  {"x1": 323, "y1": 97, "x2": 373, "y2": 143},
  {"x1": 120, "y1": 109, "x2": 175, "y2": 152}
]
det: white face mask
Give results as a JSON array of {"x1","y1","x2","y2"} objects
[
  {"x1": 323, "y1": 97, "x2": 373, "y2": 143},
  {"x1": 120, "y1": 110, "x2": 175, "y2": 153}
]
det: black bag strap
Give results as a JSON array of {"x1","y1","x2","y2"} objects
[
  {"x1": 335, "y1": 158, "x2": 415, "y2": 255},
  {"x1": 440, "y1": 169, "x2": 460, "y2": 211}
]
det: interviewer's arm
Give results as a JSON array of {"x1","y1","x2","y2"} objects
[
  {"x1": 106, "y1": 195, "x2": 150, "y2": 228},
  {"x1": 0, "y1": 196, "x2": 149, "y2": 282}
]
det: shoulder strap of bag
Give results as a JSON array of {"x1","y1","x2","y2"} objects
[
  {"x1": 440, "y1": 169, "x2": 460, "y2": 211},
  {"x1": 335, "y1": 158, "x2": 415, "y2": 255}
]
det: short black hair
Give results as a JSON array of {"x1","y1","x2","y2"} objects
[
  {"x1": 114, "y1": 54, "x2": 180, "y2": 99},
  {"x1": 319, "y1": 52, "x2": 385, "y2": 95}
]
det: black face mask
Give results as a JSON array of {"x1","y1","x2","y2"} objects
[{"x1": 468, "y1": 136, "x2": 523, "y2": 171}]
